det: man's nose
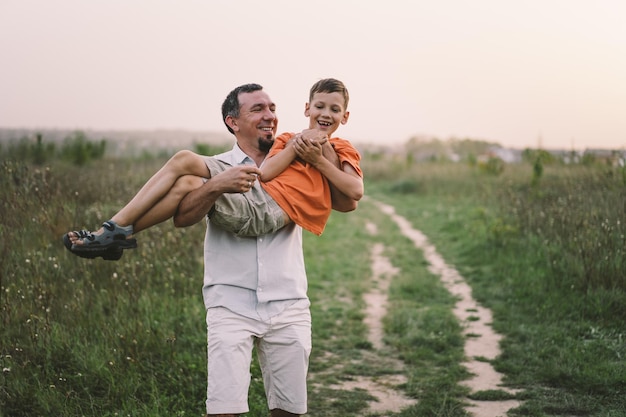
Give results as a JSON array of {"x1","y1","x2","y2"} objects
[{"x1": 263, "y1": 108, "x2": 276, "y2": 120}]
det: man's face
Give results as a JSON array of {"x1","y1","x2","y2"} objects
[
  {"x1": 305, "y1": 91, "x2": 349, "y2": 137},
  {"x1": 234, "y1": 90, "x2": 277, "y2": 153}
]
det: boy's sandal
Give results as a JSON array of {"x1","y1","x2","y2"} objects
[
  {"x1": 62, "y1": 221, "x2": 136, "y2": 260},
  {"x1": 62, "y1": 230, "x2": 123, "y2": 261}
]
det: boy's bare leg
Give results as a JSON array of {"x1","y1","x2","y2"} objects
[
  {"x1": 70, "y1": 150, "x2": 209, "y2": 245},
  {"x1": 112, "y1": 150, "x2": 210, "y2": 227},
  {"x1": 133, "y1": 175, "x2": 205, "y2": 233}
]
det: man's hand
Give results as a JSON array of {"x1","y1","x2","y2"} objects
[
  {"x1": 173, "y1": 165, "x2": 262, "y2": 227},
  {"x1": 215, "y1": 165, "x2": 262, "y2": 193}
]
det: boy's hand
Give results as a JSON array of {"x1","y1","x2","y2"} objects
[
  {"x1": 294, "y1": 134, "x2": 324, "y2": 166},
  {"x1": 299, "y1": 128, "x2": 328, "y2": 145}
]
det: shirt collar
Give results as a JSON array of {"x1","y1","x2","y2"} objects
[
  {"x1": 232, "y1": 142, "x2": 270, "y2": 167},
  {"x1": 232, "y1": 142, "x2": 255, "y2": 165}
]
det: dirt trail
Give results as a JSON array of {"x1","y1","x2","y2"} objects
[
  {"x1": 325, "y1": 221, "x2": 417, "y2": 415},
  {"x1": 370, "y1": 200, "x2": 521, "y2": 416},
  {"x1": 312, "y1": 200, "x2": 520, "y2": 415}
]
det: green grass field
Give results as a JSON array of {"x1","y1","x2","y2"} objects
[{"x1": 1, "y1": 142, "x2": 624, "y2": 416}]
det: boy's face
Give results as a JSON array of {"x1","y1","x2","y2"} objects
[{"x1": 305, "y1": 91, "x2": 349, "y2": 136}]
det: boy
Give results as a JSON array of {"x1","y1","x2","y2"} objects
[{"x1": 64, "y1": 78, "x2": 363, "y2": 260}]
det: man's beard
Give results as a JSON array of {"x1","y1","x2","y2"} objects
[{"x1": 258, "y1": 134, "x2": 274, "y2": 153}]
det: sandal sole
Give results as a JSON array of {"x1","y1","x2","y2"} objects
[{"x1": 71, "y1": 238, "x2": 138, "y2": 252}]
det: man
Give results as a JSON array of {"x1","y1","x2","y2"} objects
[{"x1": 173, "y1": 83, "x2": 362, "y2": 417}]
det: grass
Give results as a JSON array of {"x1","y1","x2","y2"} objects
[
  {"x1": 1, "y1": 145, "x2": 625, "y2": 416},
  {"x1": 365, "y1": 160, "x2": 626, "y2": 416}
]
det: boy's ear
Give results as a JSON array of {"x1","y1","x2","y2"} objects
[
  {"x1": 225, "y1": 115, "x2": 239, "y2": 132},
  {"x1": 341, "y1": 111, "x2": 350, "y2": 125},
  {"x1": 304, "y1": 102, "x2": 310, "y2": 117}
]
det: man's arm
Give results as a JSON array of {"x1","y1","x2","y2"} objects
[{"x1": 173, "y1": 165, "x2": 262, "y2": 227}]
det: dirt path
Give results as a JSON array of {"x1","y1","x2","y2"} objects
[
  {"x1": 323, "y1": 221, "x2": 417, "y2": 416},
  {"x1": 310, "y1": 200, "x2": 520, "y2": 415},
  {"x1": 368, "y1": 200, "x2": 521, "y2": 416}
]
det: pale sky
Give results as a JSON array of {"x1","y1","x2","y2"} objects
[{"x1": 1, "y1": 0, "x2": 625, "y2": 150}]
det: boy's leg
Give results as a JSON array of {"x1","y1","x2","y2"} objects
[
  {"x1": 68, "y1": 150, "x2": 209, "y2": 246},
  {"x1": 112, "y1": 150, "x2": 210, "y2": 229},
  {"x1": 204, "y1": 157, "x2": 290, "y2": 236},
  {"x1": 133, "y1": 174, "x2": 205, "y2": 233},
  {"x1": 209, "y1": 186, "x2": 288, "y2": 236}
]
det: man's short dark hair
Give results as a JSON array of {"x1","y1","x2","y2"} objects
[{"x1": 221, "y1": 83, "x2": 264, "y2": 134}]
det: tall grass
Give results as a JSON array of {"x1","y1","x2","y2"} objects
[
  {"x1": 1, "y1": 156, "x2": 208, "y2": 416},
  {"x1": 2, "y1": 143, "x2": 625, "y2": 416}
]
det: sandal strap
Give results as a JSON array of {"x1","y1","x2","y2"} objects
[
  {"x1": 71, "y1": 229, "x2": 95, "y2": 241},
  {"x1": 102, "y1": 220, "x2": 133, "y2": 236}
]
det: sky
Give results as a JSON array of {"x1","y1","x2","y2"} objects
[{"x1": 1, "y1": 0, "x2": 625, "y2": 150}]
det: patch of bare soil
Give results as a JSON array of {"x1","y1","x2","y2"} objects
[{"x1": 374, "y1": 200, "x2": 521, "y2": 417}]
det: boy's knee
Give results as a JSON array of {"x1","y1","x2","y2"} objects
[
  {"x1": 173, "y1": 175, "x2": 204, "y2": 194},
  {"x1": 171, "y1": 149, "x2": 196, "y2": 165}
]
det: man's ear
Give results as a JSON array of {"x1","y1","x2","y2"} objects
[
  {"x1": 225, "y1": 115, "x2": 239, "y2": 132},
  {"x1": 341, "y1": 111, "x2": 350, "y2": 125},
  {"x1": 304, "y1": 102, "x2": 310, "y2": 117}
]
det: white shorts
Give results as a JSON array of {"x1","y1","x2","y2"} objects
[{"x1": 205, "y1": 299, "x2": 311, "y2": 415}]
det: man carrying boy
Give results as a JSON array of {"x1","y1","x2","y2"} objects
[{"x1": 174, "y1": 79, "x2": 362, "y2": 416}]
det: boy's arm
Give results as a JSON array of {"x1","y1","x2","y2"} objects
[
  {"x1": 294, "y1": 138, "x2": 364, "y2": 212},
  {"x1": 259, "y1": 139, "x2": 297, "y2": 182},
  {"x1": 260, "y1": 130, "x2": 327, "y2": 182}
]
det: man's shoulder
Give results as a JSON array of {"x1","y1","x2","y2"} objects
[{"x1": 213, "y1": 149, "x2": 235, "y2": 162}]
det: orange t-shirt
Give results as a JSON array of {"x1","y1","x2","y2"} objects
[{"x1": 260, "y1": 132, "x2": 363, "y2": 236}]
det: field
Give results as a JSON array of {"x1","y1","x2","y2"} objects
[{"x1": 1, "y1": 136, "x2": 625, "y2": 416}]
